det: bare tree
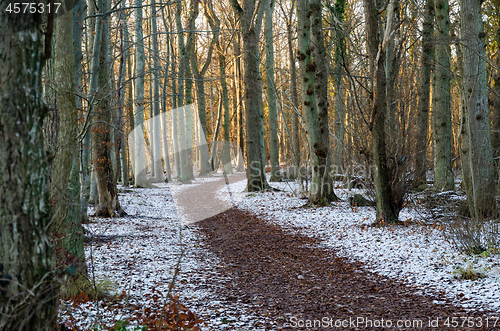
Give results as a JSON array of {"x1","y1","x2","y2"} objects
[
  {"x1": 0, "y1": 4, "x2": 57, "y2": 328},
  {"x1": 460, "y1": 0, "x2": 496, "y2": 218}
]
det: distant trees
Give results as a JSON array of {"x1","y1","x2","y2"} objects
[{"x1": 0, "y1": 5, "x2": 57, "y2": 329}]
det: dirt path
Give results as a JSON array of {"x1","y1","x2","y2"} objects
[
  {"x1": 170, "y1": 173, "x2": 246, "y2": 225},
  {"x1": 195, "y1": 207, "x2": 497, "y2": 330}
]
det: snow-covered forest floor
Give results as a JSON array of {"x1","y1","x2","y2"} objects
[{"x1": 58, "y1": 172, "x2": 500, "y2": 330}]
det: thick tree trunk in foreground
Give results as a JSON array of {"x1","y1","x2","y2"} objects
[
  {"x1": 414, "y1": 0, "x2": 434, "y2": 189},
  {"x1": 51, "y1": 1, "x2": 87, "y2": 274},
  {"x1": 460, "y1": 0, "x2": 496, "y2": 218},
  {"x1": 0, "y1": 6, "x2": 58, "y2": 329},
  {"x1": 433, "y1": 0, "x2": 454, "y2": 191}
]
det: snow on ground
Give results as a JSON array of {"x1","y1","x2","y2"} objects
[
  {"x1": 59, "y1": 171, "x2": 500, "y2": 330},
  {"x1": 217, "y1": 175, "x2": 500, "y2": 312},
  {"x1": 58, "y1": 180, "x2": 274, "y2": 330}
]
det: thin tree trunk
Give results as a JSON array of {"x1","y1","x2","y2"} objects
[
  {"x1": 265, "y1": 0, "x2": 280, "y2": 181},
  {"x1": 433, "y1": 0, "x2": 454, "y2": 191},
  {"x1": 93, "y1": 0, "x2": 126, "y2": 217},
  {"x1": 332, "y1": 0, "x2": 346, "y2": 172},
  {"x1": 117, "y1": 12, "x2": 129, "y2": 187},
  {"x1": 151, "y1": 0, "x2": 163, "y2": 181},
  {"x1": 194, "y1": 1, "x2": 219, "y2": 175},
  {"x1": 491, "y1": 0, "x2": 500, "y2": 163},
  {"x1": 132, "y1": 0, "x2": 151, "y2": 187},
  {"x1": 414, "y1": 0, "x2": 434, "y2": 189},
  {"x1": 234, "y1": 29, "x2": 245, "y2": 171}
]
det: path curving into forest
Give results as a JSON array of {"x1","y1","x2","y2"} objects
[{"x1": 195, "y1": 207, "x2": 498, "y2": 330}]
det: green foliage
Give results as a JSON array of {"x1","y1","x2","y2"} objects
[
  {"x1": 60, "y1": 275, "x2": 117, "y2": 300},
  {"x1": 453, "y1": 263, "x2": 486, "y2": 281}
]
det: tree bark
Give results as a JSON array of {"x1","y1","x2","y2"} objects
[
  {"x1": 414, "y1": 0, "x2": 434, "y2": 189},
  {"x1": 132, "y1": 0, "x2": 151, "y2": 187},
  {"x1": 93, "y1": 0, "x2": 126, "y2": 217},
  {"x1": 265, "y1": 0, "x2": 280, "y2": 181},
  {"x1": 151, "y1": 0, "x2": 163, "y2": 182},
  {"x1": 332, "y1": 0, "x2": 346, "y2": 172},
  {"x1": 0, "y1": 5, "x2": 58, "y2": 329},
  {"x1": 51, "y1": 0, "x2": 87, "y2": 275},
  {"x1": 238, "y1": 0, "x2": 270, "y2": 191},
  {"x1": 460, "y1": 0, "x2": 496, "y2": 218},
  {"x1": 310, "y1": 0, "x2": 339, "y2": 203},
  {"x1": 491, "y1": 0, "x2": 500, "y2": 163},
  {"x1": 433, "y1": 0, "x2": 454, "y2": 191},
  {"x1": 363, "y1": 0, "x2": 399, "y2": 224}
]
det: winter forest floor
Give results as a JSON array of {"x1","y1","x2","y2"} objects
[{"x1": 58, "y1": 172, "x2": 500, "y2": 330}]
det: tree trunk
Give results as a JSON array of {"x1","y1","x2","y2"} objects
[
  {"x1": 433, "y1": 0, "x2": 454, "y2": 191},
  {"x1": 151, "y1": 0, "x2": 163, "y2": 182},
  {"x1": 284, "y1": 3, "x2": 300, "y2": 178},
  {"x1": 50, "y1": 0, "x2": 87, "y2": 275},
  {"x1": 491, "y1": 0, "x2": 500, "y2": 164},
  {"x1": 363, "y1": 0, "x2": 399, "y2": 224},
  {"x1": 117, "y1": 12, "x2": 129, "y2": 187},
  {"x1": 460, "y1": 0, "x2": 496, "y2": 218},
  {"x1": 265, "y1": 0, "x2": 280, "y2": 181},
  {"x1": 0, "y1": 6, "x2": 58, "y2": 329},
  {"x1": 332, "y1": 0, "x2": 346, "y2": 173},
  {"x1": 234, "y1": 30, "x2": 245, "y2": 171},
  {"x1": 93, "y1": 0, "x2": 126, "y2": 217},
  {"x1": 238, "y1": 0, "x2": 270, "y2": 191},
  {"x1": 132, "y1": 0, "x2": 151, "y2": 187},
  {"x1": 310, "y1": 0, "x2": 339, "y2": 203},
  {"x1": 200, "y1": 1, "x2": 223, "y2": 175},
  {"x1": 414, "y1": 0, "x2": 434, "y2": 189}
]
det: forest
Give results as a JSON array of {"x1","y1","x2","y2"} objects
[{"x1": 0, "y1": 0, "x2": 499, "y2": 329}]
